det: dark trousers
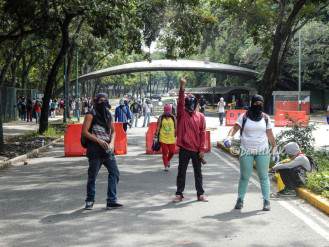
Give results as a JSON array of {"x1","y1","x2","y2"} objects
[
  {"x1": 123, "y1": 123, "x2": 128, "y2": 132},
  {"x1": 176, "y1": 148, "x2": 204, "y2": 196},
  {"x1": 86, "y1": 156, "x2": 120, "y2": 203},
  {"x1": 278, "y1": 169, "x2": 298, "y2": 190},
  {"x1": 219, "y1": 112, "x2": 225, "y2": 125}
]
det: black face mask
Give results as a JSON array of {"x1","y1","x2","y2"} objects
[
  {"x1": 248, "y1": 104, "x2": 263, "y2": 121},
  {"x1": 96, "y1": 102, "x2": 108, "y2": 112},
  {"x1": 185, "y1": 97, "x2": 197, "y2": 112}
]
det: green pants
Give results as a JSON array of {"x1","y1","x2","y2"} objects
[{"x1": 238, "y1": 154, "x2": 270, "y2": 201}]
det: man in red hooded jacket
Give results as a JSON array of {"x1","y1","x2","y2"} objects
[{"x1": 173, "y1": 77, "x2": 208, "y2": 202}]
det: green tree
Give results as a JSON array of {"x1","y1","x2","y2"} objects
[{"x1": 213, "y1": 0, "x2": 329, "y2": 110}]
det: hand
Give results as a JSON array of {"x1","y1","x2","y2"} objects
[
  {"x1": 108, "y1": 142, "x2": 114, "y2": 151},
  {"x1": 180, "y1": 77, "x2": 187, "y2": 89},
  {"x1": 199, "y1": 152, "x2": 205, "y2": 159},
  {"x1": 272, "y1": 152, "x2": 280, "y2": 164},
  {"x1": 223, "y1": 136, "x2": 232, "y2": 148},
  {"x1": 97, "y1": 139, "x2": 109, "y2": 150}
]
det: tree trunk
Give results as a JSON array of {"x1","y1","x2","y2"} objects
[
  {"x1": 39, "y1": 16, "x2": 73, "y2": 134},
  {"x1": 0, "y1": 107, "x2": 3, "y2": 152}
]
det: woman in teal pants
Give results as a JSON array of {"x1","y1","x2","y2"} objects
[{"x1": 224, "y1": 95, "x2": 276, "y2": 211}]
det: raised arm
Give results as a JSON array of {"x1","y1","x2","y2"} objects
[{"x1": 177, "y1": 77, "x2": 186, "y2": 118}]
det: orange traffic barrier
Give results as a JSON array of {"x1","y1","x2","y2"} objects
[
  {"x1": 274, "y1": 110, "x2": 309, "y2": 127},
  {"x1": 225, "y1": 110, "x2": 246, "y2": 126},
  {"x1": 204, "y1": 130, "x2": 211, "y2": 153},
  {"x1": 113, "y1": 122, "x2": 127, "y2": 155},
  {"x1": 275, "y1": 101, "x2": 310, "y2": 114},
  {"x1": 64, "y1": 124, "x2": 86, "y2": 157}
]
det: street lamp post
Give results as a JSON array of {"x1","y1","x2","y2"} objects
[
  {"x1": 63, "y1": 54, "x2": 69, "y2": 123},
  {"x1": 298, "y1": 30, "x2": 302, "y2": 111}
]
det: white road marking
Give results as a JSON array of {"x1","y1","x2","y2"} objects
[{"x1": 211, "y1": 148, "x2": 329, "y2": 242}]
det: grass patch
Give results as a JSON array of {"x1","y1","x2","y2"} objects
[
  {"x1": 306, "y1": 171, "x2": 329, "y2": 199},
  {"x1": 305, "y1": 150, "x2": 329, "y2": 199}
]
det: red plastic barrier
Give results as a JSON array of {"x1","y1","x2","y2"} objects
[
  {"x1": 274, "y1": 110, "x2": 309, "y2": 127},
  {"x1": 225, "y1": 110, "x2": 246, "y2": 126},
  {"x1": 113, "y1": 122, "x2": 127, "y2": 155},
  {"x1": 64, "y1": 124, "x2": 86, "y2": 157},
  {"x1": 146, "y1": 122, "x2": 211, "y2": 154},
  {"x1": 204, "y1": 130, "x2": 211, "y2": 153},
  {"x1": 275, "y1": 101, "x2": 310, "y2": 114},
  {"x1": 64, "y1": 123, "x2": 127, "y2": 157}
]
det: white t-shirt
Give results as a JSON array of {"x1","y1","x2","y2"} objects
[
  {"x1": 236, "y1": 113, "x2": 273, "y2": 153},
  {"x1": 218, "y1": 101, "x2": 226, "y2": 113}
]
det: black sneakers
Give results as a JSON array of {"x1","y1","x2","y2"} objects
[
  {"x1": 84, "y1": 201, "x2": 94, "y2": 210},
  {"x1": 263, "y1": 200, "x2": 271, "y2": 211},
  {"x1": 106, "y1": 202, "x2": 123, "y2": 209},
  {"x1": 234, "y1": 198, "x2": 243, "y2": 209}
]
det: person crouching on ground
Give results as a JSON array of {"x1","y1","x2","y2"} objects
[
  {"x1": 173, "y1": 77, "x2": 208, "y2": 203},
  {"x1": 224, "y1": 95, "x2": 276, "y2": 211},
  {"x1": 272, "y1": 142, "x2": 311, "y2": 196},
  {"x1": 82, "y1": 93, "x2": 122, "y2": 210},
  {"x1": 155, "y1": 104, "x2": 177, "y2": 172}
]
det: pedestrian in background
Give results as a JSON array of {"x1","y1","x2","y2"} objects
[
  {"x1": 115, "y1": 99, "x2": 131, "y2": 132},
  {"x1": 130, "y1": 99, "x2": 142, "y2": 127},
  {"x1": 155, "y1": 104, "x2": 176, "y2": 172},
  {"x1": 217, "y1": 97, "x2": 226, "y2": 126},
  {"x1": 142, "y1": 99, "x2": 153, "y2": 127},
  {"x1": 26, "y1": 98, "x2": 33, "y2": 122},
  {"x1": 34, "y1": 100, "x2": 41, "y2": 123},
  {"x1": 224, "y1": 95, "x2": 276, "y2": 211}
]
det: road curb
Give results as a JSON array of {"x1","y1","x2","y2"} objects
[
  {"x1": 297, "y1": 188, "x2": 329, "y2": 216},
  {"x1": 216, "y1": 141, "x2": 329, "y2": 216},
  {"x1": 0, "y1": 137, "x2": 63, "y2": 170}
]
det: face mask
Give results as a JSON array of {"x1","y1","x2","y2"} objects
[
  {"x1": 251, "y1": 104, "x2": 263, "y2": 112},
  {"x1": 185, "y1": 97, "x2": 197, "y2": 112},
  {"x1": 96, "y1": 102, "x2": 108, "y2": 113}
]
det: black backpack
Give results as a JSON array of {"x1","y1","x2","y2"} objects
[{"x1": 240, "y1": 113, "x2": 269, "y2": 136}]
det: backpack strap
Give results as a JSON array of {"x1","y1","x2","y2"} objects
[{"x1": 240, "y1": 114, "x2": 248, "y2": 136}]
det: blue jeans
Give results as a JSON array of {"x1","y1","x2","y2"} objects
[
  {"x1": 143, "y1": 112, "x2": 151, "y2": 127},
  {"x1": 86, "y1": 157, "x2": 120, "y2": 203},
  {"x1": 131, "y1": 113, "x2": 139, "y2": 127},
  {"x1": 74, "y1": 109, "x2": 80, "y2": 121}
]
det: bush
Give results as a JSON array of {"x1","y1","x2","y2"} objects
[
  {"x1": 312, "y1": 150, "x2": 329, "y2": 172},
  {"x1": 276, "y1": 124, "x2": 316, "y2": 154},
  {"x1": 306, "y1": 171, "x2": 329, "y2": 199}
]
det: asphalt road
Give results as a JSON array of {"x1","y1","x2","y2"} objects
[{"x1": 0, "y1": 126, "x2": 328, "y2": 247}]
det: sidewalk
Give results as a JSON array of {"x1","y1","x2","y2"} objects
[{"x1": 3, "y1": 116, "x2": 63, "y2": 140}]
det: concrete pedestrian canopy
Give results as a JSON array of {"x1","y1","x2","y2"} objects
[{"x1": 77, "y1": 59, "x2": 257, "y2": 81}]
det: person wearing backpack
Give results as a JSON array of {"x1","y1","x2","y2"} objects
[
  {"x1": 224, "y1": 95, "x2": 276, "y2": 211},
  {"x1": 130, "y1": 99, "x2": 142, "y2": 127},
  {"x1": 271, "y1": 142, "x2": 312, "y2": 196},
  {"x1": 81, "y1": 93, "x2": 122, "y2": 210},
  {"x1": 155, "y1": 104, "x2": 177, "y2": 172},
  {"x1": 115, "y1": 99, "x2": 131, "y2": 132}
]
